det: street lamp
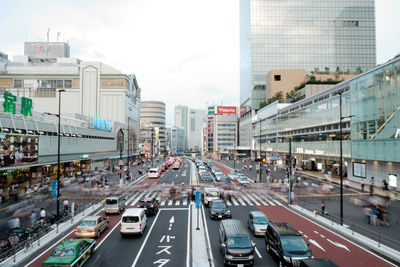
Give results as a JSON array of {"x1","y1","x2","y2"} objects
[
  {"x1": 127, "y1": 117, "x2": 131, "y2": 178},
  {"x1": 45, "y1": 89, "x2": 65, "y2": 219},
  {"x1": 233, "y1": 126, "x2": 236, "y2": 171},
  {"x1": 258, "y1": 118, "x2": 262, "y2": 183},
  {"x1": 338, "y1": 92, "x2": 354, "y2": 225}
]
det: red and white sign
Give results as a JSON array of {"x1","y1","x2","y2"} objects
[
  {"x1": 240, "y1": 106, "x2": 247, "y2": 115},
  {"x1": 216, "y1": 106, "x2": 237, "y2": 115}
]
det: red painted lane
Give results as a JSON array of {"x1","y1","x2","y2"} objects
[
  {"x1": 258, "y1": 206, "x2": 393, "y2": 267},
  {"x1": 213, "y1": 162, "x2": 239, "y2": 185},
  {"x1": 28, "y1": 207, "x2": 135, "y2": 267}
]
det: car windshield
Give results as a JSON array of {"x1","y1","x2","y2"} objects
[
  {"x1": 122, "y1": 216, "x2": 139, "y2": 223},
  {"x1": 253, "y1": 216, "x2": 268, "y2": 224},
  {"x1": 212, "y1": 202, "x2": 226, "y2": 209},
  {"x1": 236, "y1": 170, "x2": 244, "y2": 175},
  {"x1": 222, "y1": 178, "x2": 232, "y2": 183},
  {"x1": 106, "y1": 199, "x2": 117, "y2": 205},
  {"x1": 206, "y1": 191, "x2": 219, "y2": 197},
  {"x1": 78, "y1": 220, "x2": 96, "y2": 227},
  {"x1": 229, "y1": 172, "x2": 237, "y2": 176},
  {"x1": 281, "y1": 236, "x2": 309, "y2": 252},
  {"x1": 227, "y1": 237, "x2": 252, "y2": 249},
  {"x1": 139, "y1": 200, "x2": 152, "y2": 205},
  {"x1": 202, "y1": 176, "x2": 212, "y2": 181},
  {"x1": 240, "y1": 178, "x2": 248, "y2": 182},
  {"x1": 51, "y1": 247, "x2": 76, "y2": 257}
]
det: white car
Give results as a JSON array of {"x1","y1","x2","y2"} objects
[
  {"x1": 228, "y1": 172, "x2": 240, "y2": 180},
  {"x1": 238, "y1": 177, "x2": 251, "y2": 185}
]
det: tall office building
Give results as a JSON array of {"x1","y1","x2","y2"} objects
[
  {"x1": 174, "y1": 105, "x2": 188, "y2": 151},
  {"x1": 239, "y1": 0, "x2": 376, "y2": 112},
  {"x1": 187, "y1": 108, "x2": 206, "y2": 152},
  {"x1": 140, "y1": 101, "x2": 166, "y2": 155}
]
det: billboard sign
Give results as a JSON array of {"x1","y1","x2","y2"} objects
[
  {"x1": 52, "y1": 180, "x2": 58, "y2": 197},
  {"x1": 240, "y1": 106, "x2": 247, "y2": 115},
  {"x1": 216, "y1": 106, "x2": 237, "y2": 115},
  {"x1": 0, "y1": 134, "x2": 39, "y2": 168},
  {"x1": 208, "y1": 106, "x2": 215, "y2": 115}
]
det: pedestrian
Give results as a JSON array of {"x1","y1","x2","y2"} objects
[
  {"x1": 369, "y1": 177, "x2": 374, "y2": 195},
  {"x1": 40, "y1": 207, "x2": 46, "y2": 224},
  {"x1": 370, "y1": 206, "x2": 377, "y2": 226},
  {"x1": 63, "y1": 199, "x2": 69, "y2": 212},
  {"x1": 361, "y1": 179, "x2": 364, "y2": 192},
  {"x1": 320, "y1": 200, "x2": 325, "y2": 215},
  {"x1": 30, "y1": 210, "x2": 37, "y2": 227},
  {"x1": 382, "y1": 179, "x2": 388, "y2": 191}
]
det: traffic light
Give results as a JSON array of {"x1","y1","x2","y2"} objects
[
  {"x1": 144, "y1": 153, "x2": 148, "y2": 158},
  {"x1": 262, "y1": 158, "x2": 266, "y2": 163}
]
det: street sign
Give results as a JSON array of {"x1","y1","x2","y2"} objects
[
  {"x1": 195, "y1": 191, "x2": 201, "y2": 209},
  {"x1": 118, "y1": 160, "x2": 123, "y2": 166},
  {"x1": 52, "y1": 180, "x2": 58, "y2": 197}
]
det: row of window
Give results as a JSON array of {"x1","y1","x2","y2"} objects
[{"x1": 14, "y1": 79, "x2": 73, "y2": 89}]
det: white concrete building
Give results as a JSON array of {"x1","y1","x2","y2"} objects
[{"x1": 187, "y1": 108, "x2": 206, "y2": 152}]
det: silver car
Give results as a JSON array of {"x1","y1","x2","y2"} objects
[{"x1": 248, "y1": 211, "x2": 269, "y2": 236}]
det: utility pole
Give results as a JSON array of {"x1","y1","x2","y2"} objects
[
  {"x1": 339, "y1": 92, "x2": 343, "y2": 225},
  {"x1": 151, "y1": 131, "x2": 154, "y2": 168},
  {"x1": 233, "y1": 126, "x2": 236, "y2": 171},
  {"x1": 288, "y1": 138, "x2": 292, "y2": 205},
  {"x1": 56, "y1": 89, "x2": 65, "y2": 219},
  {"x1": 127, "y1": 118, "x2": 130, "y2": 179},
  {"x1": 259, "y1": 119, "x2": 262, "y2": 183}
]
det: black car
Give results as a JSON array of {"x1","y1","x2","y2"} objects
[
  {"x1": 136, "y1": 197, "x2": 159, "y2": 215},
  {"x1": 265, "y1": 222, "x2": 312, "y2": 267},
  {"x1": 209, "y1": 199, "x2": 231, "y2": 219}
]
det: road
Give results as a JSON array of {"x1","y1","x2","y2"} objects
[{"x1": 19, "y1": 158, "x2": 397, "y2": 267}]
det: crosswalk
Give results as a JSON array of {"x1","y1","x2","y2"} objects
[{"x1": 127, "y1": 189, "x2": 283, "y2": 207}]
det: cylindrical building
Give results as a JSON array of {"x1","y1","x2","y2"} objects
[{"x1": 140, "y1": 101, "x2": 166, "y2": 155}]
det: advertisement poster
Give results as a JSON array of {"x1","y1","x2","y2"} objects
[{"x1": 0, "y1": 134, "x2": 39, "y2": 168}]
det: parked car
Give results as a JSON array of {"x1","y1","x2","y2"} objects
[
  {"x1": 265, "y1": 222, "x2": 312, "y2": 266},
  {"x1": 75, "y1": 216, "x2": 110, "y2": 238},
  {"x1": 42, "y1": 239, "x2": 95, "y2": 266},
  {"x1": 247, "y1": 211, "x2": 269, "y2": 236},
  {"x1": 209, "y1": 199, "x2": 231, "y2": 219}
]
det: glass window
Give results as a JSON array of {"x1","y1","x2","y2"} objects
[{"x1": 14, "y1": 79, "x2": 23, "y2": 88}]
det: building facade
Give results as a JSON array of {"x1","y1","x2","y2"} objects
[
  {"x1": 240, "y1": 0, "x2": 376, "y2": 111},
  {"x1": 187, "y1": 108, "x2": 206, "y2": 152},
  {"x1": 206, "y1": 106, "x2": 238, "y2": 157},
  {"x1": 253, "y1": 55, "x2": 400, "y2": 191},
  {"x1": 166, "y1": 125, "x2": 185, "y2": 154},
  {"x1": 174, "y1": 105, "x2": 188, "y2": 151},
  {"x1": 140, "y1": 101, "x2": 166, "y2": 155}
]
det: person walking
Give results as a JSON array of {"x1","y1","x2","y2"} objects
[
  {"x1": 30, "y1": 210, "x2": 37, "y2": 227},
  {"x1": 39, "y1": 208, "x2": 46, "y2": 224},
  {"x1": 369, "y1": 177, "x2": 374, "y2": 196},
  {"x1": 63, "y1": 199, "x2": 69, "y2": 212},
  {"x1": 361, "y1": 179, "x2": 365, "y2": 192},
  {"x1": 320, "y1": 200, "x2": 326, "y2": 215}
]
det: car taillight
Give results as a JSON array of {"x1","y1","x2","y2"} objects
[
  {"x1": 91, "y1": 228, "x2": 96, "y2": 232},
  {"x1": 150, "y1": 204, "x2": 154, "y2": 208},
  {"x1": 140, "y1": 224, "x2": 142, "y2": 230},
  {"x1": 137, "y1": 204, "x2": 141, "y2": 208},
  {"x1": 74, "y1": 229, "x2": 78, "y2": 232}
]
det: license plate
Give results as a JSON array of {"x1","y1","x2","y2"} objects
[
  {"x1": 259, "y1": 232, "x2": 265, "y2": 235},
  {"x1": 238, "y1": 264, "x2": 244, "y2": 267},
  {"x1": 218, "y1": 215, "x2": 222, "y2": 218},
  {"x1": 144, "y1": 208, "x2": 147, "y2": 210}
]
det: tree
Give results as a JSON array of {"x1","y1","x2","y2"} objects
[
  {"x1": 286, "y1": 90, "x2": 304, "y2": 103},
  {"x1": 324, "y1": 67, "x2": 330, "y2": 74},
  {"x1": 266, "y1": 91, "x2": 283, "y2": 105}
]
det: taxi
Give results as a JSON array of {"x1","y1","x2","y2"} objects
[{"x1": 42, "y1": 239, "x2": 95, "y2": 266}]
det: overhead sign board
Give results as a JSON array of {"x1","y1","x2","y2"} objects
[
  {"x1": 216, "y1": 106, "x2": 237, "y2": 115},
  {"x1": 240, "y1": 106, "x2": 247, "y2": 115},
  {"x1": 92, "y1": 116, "x2": 112, "y2": 132}
]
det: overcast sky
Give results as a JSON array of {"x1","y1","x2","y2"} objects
[{"x1": 1, "y1": 0, "x2": 399, "y2": 124}]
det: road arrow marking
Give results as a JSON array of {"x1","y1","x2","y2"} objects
[
  {"x1": 169, "y1": 216, "x2": 175, "y2": 224},
  {"x1": 327, "y1": 239, "x2": 350, "y2": 252},
  {"x1": 309, "y1": 239, "x2": 326, "y2": 252}
]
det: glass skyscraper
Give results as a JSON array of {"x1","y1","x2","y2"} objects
[{"x1": 240, "y1": 0, "x2": 376, "y2": 110}]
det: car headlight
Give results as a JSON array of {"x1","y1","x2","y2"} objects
[
  {"x1": 226, "y1": 210, "x2": 230, "y2": 214},
  {"x1": 283, "y1": 256, "x2": 292, "y2": 262},
  {"x1": 248, "y1": 255, "x2": 254, "y2": 260},
  {"x1": 226, "y1": 254, "x2": 234, "y2": 260}
]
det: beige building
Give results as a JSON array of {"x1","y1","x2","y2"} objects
[{"x1": 266, "y1": 69, "x2": 306, "y2": 100}]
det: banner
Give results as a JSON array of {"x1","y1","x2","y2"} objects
[
  {"x1": 0, "y1": 134, "x2": 39, "y2": 168},
  {"x1": 216, "y1": 106, "x2": 237, "y2": 115}
]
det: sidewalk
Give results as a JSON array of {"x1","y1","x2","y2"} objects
[{"x1": 296, "y1": 170, "x2": 400, "y2": 201}]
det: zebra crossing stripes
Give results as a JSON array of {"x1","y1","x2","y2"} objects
[
  {"x1": 240, "y1": 194, "x2": 254, "y2": 206},
  {"x1": 251, "y1": 193, "x2": 266, "y2": 205},
  {"x1": 246, "y1": 193, "x2": 260, "y2": 205}
]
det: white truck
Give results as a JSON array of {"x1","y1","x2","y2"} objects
[
  {"x1": 148, "y1": 168, "x2": 160, "y2": 178},
  {"x1": 203, "y1": 187, "x2": 220, "y2": 207}
]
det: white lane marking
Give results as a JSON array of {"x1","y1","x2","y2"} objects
[
  {"x1": 150, "y1": 190, "x2": 158, "y2": 198},
  {"x1": 254, "y1": 246, "x2": 263, "y2": 259},
  {"x1": 169, "y1": 216, "x2": 175, "y2": 224},
  {"x1": 309, "y1": 239, "x2": 326, "y2": 252},
  {"x1": 131, "y1": 209, "x2": 161, "y2": 267},
  {"x1": 144, "y1": 190, "x2": 153, "y2": 198},
  {"x1": 236, "y1": 195, "x2": 247, "y2": 206},
  {"x1": 156, "y1": 192, "x2": 162, "y2": 202},
  {"x1": 159, "y1": 208, "x2": 189, "y2": 211},
  {"x1": 161, "y1": 198, "x2": 167, "y2": 206},
  {"x1": 160, "y1": 235, "x2": 166, "y2": 242},
  {"x1": 201, "y1": 204, "x2": 215, "y2": 267},
  {"x1": 327, "y1": 239, "x2": 351, "y2": 252},
  {"x1": 314, "y1": 231, "x2": 319, "y2": 234},
  {"x1": 95, "y1": 221, "x2": 121, "y2": 250},
  {"x1": 231, "y1": 197, "x2": 239, "y2": 206},
  {"x1": 175, "y1": 199, "x2": 181, "y2": 206},
  {"x1": 183, "y1": 197, "x2": 187, "y2": 206},
  {"x1": 251, "y1": 192, "x2": 266, "y2": 205},
  {"x1": 126, "y1": 191, "x2": 140, "y2": 205},
  {"x1": 241, "y1": 194, "x2": 254, "y2": 206},
  {"x1": 271, "y1": 198, "x2": 283, "y2": 206},
  {"x1": 226, "y1": 200, "x2": 232, "y2": 206},
  {"x1": 320, "y1": 234, "x2": 325, "y2": 238},
  {"x1": 299, "y1": 231, "x2": 303, "y2": 234},
  {"x1": 246, "y1": 193, "x2": 260, "y2": 205},
  {"x1": 283, "y1": 206, "x2": 397, "y2": 267},
  {"x1": 168, "y1": 199, "x2": 173, "y2": 206},
  {"x1": 130, "y1": 191, "x2": 146, "y2": 206},
  {"x1": 304, "y1": 235, "x2": 308, "y2": 238},
  {"x1": 172, "y1": 181, "x2": 175, "y2": 185},
  {"x1": 175, "y1": 174, "x2": 178, "y2": 178},
  {"x1": 186, "y1": 204, "x2": 191, "y2": 267},
  {"x1": 259, "y1": 192, "x2": 275, "y2": 206}
]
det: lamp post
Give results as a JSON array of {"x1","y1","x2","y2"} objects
[
  {"x1": 233, "y1": 126, "x2": 236, "y2": 171},
  {"x1": 56, "y1": 89, "x2": 65, "y2": 219},
  {"x1": 258, "y1": 118, "x2": 262, "y2": 183},
  {"x1": 127, "y1": 117, "x2": 130, "y2": 178},
  {"x1": 151, "y1": 130, "x2": 154, "y2": 168}
]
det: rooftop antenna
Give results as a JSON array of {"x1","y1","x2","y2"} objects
[
  {"x1": 47, "y1": 28, "x2": 50, "y2": 43},
  {"x1": 57, "y1": 32, "x2": 61, "y2": 42}
]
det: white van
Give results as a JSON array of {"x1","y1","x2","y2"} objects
[
  {"x1": 120, "y1": 208, "x2": 147, "y2": 237},
  {"x1": 204, "y1": 187, "x2": 220, "y2": 207},
  {"x1": 104, "y1": 195, "x2": 125, "y2": 215},
  {"x1": 148, "y1": 168, "x2": 160, "y2": 178}
]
